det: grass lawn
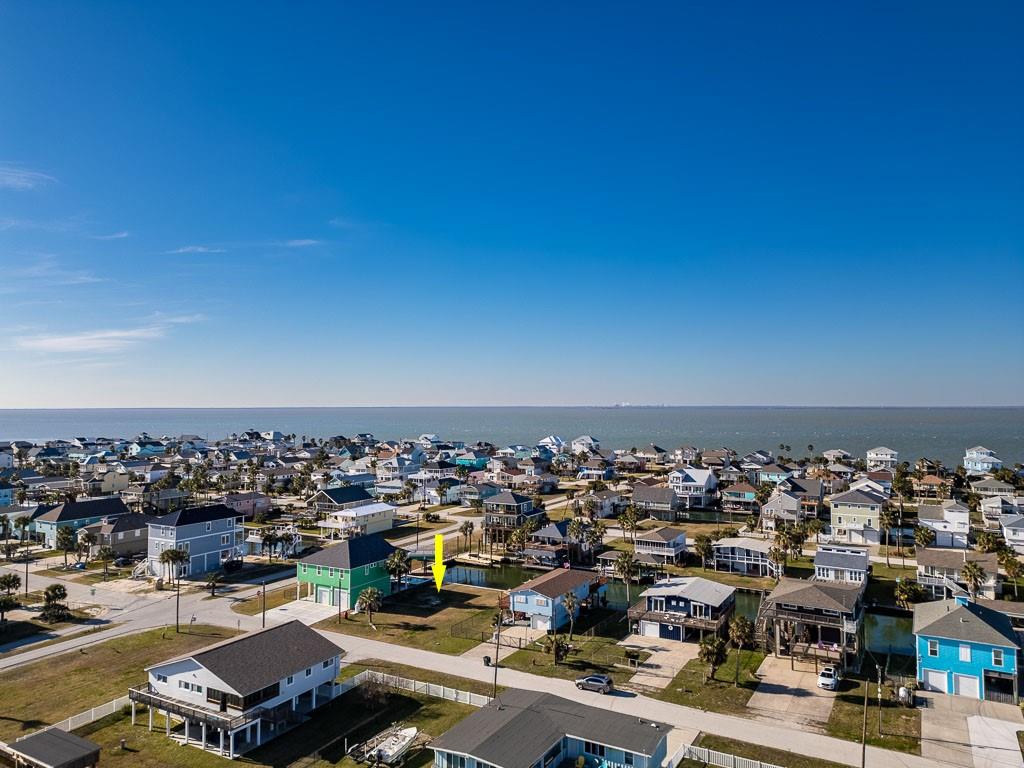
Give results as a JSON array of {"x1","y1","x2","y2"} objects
[
  {"x1": 380, "y1": 519, "x2": 451, "y2": 542},
  {"x1": 498, "y1": 609, "x2": 640, "y2": 685},
  {"x1": 865, "y1": 563, "x2": 917, "y2": 607},
  {"x1": 686, "y1": 734, "x2": 851, "y2": 768},
  {"x1": 826, "y1": 677, "x2": 921, "y2": 754},
  {"x1": 229, "y1": 583, "x2": 300, "y2": 615},
  {"x1": 0, "y1": 624, "x2": 107, "y2": 657},
  {"x1": 338, "y1": 658, "x2": 499, "y2": 696},
  {"x1": 316, "y1": 583, "x2": 499, "y2": 654},
  {"x1": 0, "y1": 624, "x2": 238, "y2": 742},
  {"x1": 219, "y1": 562, "x2": 294, "y2": 584},
  {"x1": 655, "y1": 649, "x2": 766, "y2": 714},
  {"x1": 75, "y1": 685, "x2": 475, "y2": 768}
]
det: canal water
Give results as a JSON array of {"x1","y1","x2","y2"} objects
[{"x1": 447, "y1": 564, "x2": 915, "y2": 654}]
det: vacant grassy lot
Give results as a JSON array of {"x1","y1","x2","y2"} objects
[
  {"x1": 316, "y1": 583, "x2": 499, "y2": 654},
  {"x1": 76, "y1": 686, "x2": 475, "y2": 768},
  {"x1": 339, "y1": 658, "x2": 500, "y2": 696},
  {"x1": 0, "y1": 624, "x2": 238, "y2": 742},
  {"x1": 230, "y1": 583, "x2": 300, "y2": 615},
  {"x1": 655, "y1": 648, "x2": 766, "y2": 714},
  {"x1": 826, "y1": 677, "x2": 920, "y2": 753},
  {"x1": 380, "y1": 519, "x2": 452, "y2": 543},
  {"x1": 865, "y1": 562, "x2": 917, "y2": 607},
  {"x1": 684, "y1": 734, "x2": 851, "y2": 768},
  {"x1": 499, "y1": 609, "x2": 640, "y2": 684}
]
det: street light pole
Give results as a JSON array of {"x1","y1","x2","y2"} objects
[
  {"x1": 261, "y1": 579, "x2": 267, "y2": 628},
  {"x1": 175, "y1": 576, "x2": 181, "y2": 633}
]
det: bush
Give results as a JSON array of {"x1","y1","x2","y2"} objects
[{"x1": 423, "y1": 512, "x2": 441, "y2": 523}]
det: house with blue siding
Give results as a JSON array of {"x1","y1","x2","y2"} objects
[
  {"x1": 628, "y1": 577, "x2": 735, "y2": 642},
  {"x1": 431, "y1": 690, "x2": 669, "y2": 768},
  {"x1": 914, "y1": 596, "x2": 1020, "y2": 703},
  {"x1": 508, "y1": 568, "x2": 606, "y2": 632},
  {"x1": 34, "y1": 496, "x2": 131, "y2": 549},
  {"x1": 146, "y1": 504, "x2": 245, "y2": 579}
]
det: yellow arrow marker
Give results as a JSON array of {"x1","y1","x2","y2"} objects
[{"x1": 430, "y1": 533, "x2": 446, "y2": 592}]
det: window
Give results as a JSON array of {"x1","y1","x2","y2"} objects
[
  {"x1": 221, "y1": 534, "x2": 230, "y2": 545},
  {"x1": 583, "y1": 742, "x2": 605, "y2": 758},
  {"x1": 993, "y1": 649, "x2": 1004, "y2": 667},
  {"x1": 323, "y1": 659, "x2": 332, "y2": 669},
  {"x1": 316, "y1": 566, "x2": 322, "y2": 576},
  {"x1": 959, "y1": 644, "x2": 971, "y2": 663},
  {"x1": 928, "y1": 640, "x2": 939, "y2": 657},
  {"x1": 287, "y1": 675, "x2": 294, "y2": 685},
  {"x1": 305, "y1": 667, "x2": 312, "y2": 677},
  {"x1": 206, "y1": 522, "x2": 212, "y2": 532},
  {"x1": 624, "y1": 753, "x2": 635, "y2": 766},
  {"x1": 535, "y1": 597, "x2": 549, "y2": 607},
  {"x1": 156, "y1": 674, "x2": 167, "y2": 683}
]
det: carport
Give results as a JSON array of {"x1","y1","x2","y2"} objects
[{"x1": 3, "y1": 729, "x2": 100, "y2": 768}]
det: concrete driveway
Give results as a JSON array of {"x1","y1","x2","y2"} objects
[
  {"x1": 264, "y1": 598, "x2": 338, "y2": 625},
  {"x1": 746, "y1": 655, "x2": 837, "y2": 727},
  {"x1": 918, "y1": 690, "x2": 1024, "y2": 768},
  {"x1": 617, "y1": 635, "x2": 700, "y2": 689}
]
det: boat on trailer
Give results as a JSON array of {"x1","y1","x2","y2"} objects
[{"x1": 370, "y1": 727, "x2": 418, "y2": 764}]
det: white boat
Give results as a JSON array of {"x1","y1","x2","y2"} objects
[{"x1": 374, "y1": 727, "x2": 418, "y2": 764}]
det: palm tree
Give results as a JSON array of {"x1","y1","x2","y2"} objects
[
  {"x1": 385, "y1": 549, "x2": 411, "y2": 590},
  {"x1": 585, "y1": 522, "x2": 606, "y2": 563},
  {"x1": 159, "y1": 547, "x2": 188, "y2": 583},
  {"x1": 96, "y1": 546, "x2": 116, "y2": 580},
  {"x1": 13, "y1": 516, "x2": 30, "y2": 545},
  {"x1": 356, "y1": 587, "x2": 383, "y2": 628},
  {"x1": 55, "y1": 526, "x2": 77, "y2": 568},
  {"x1": 206, "y1": 571, "x2": 224, "y2": 597},
  {"x1": 617, "y1": 506, "x2": 639, "y2": 544},
  {"x1": 40, "y1": 582, "x2": 70, "y2": 623},
  {"x1": 78, "y1": 530, "x2": 97, "y2": 564},
  {"x1": 728, "y1": 615, "x2": 754, "y2": 686},
  {"x1": 806, "y1": 518, "x2": 824, "y2": 544},
  {"x1": 768, "y1": 546, "x2": 786, "y2": 580},
  {"x1": 879, "y1": 508, "x2": 897, "y2": 567},
  {"x1": 508, "y1": 525, "x2": 528, "y2": 554},
  {"x1": 0, "y1": 593, "x2": 17, "y2": 623},
  {"x1": 261, "y1": 531, "x2": 280, "y2": 562},
  {"x1": 1002, "y1": 555, "x2": 1022, "y2": 599},
  {"x1": 614, "y1": 551, "x2": 638, "y2": 613},
  {"x1": 692, "y1": 535, "x2": 713, "y2": 570},
  {"x1": 583, "y1": 497, "x2": 598, "y2": 520},
  {"x1": 566, "y1": 518, "x2": 587, "y2": 567},
  {"x1": 459, "y1": 520, "x2": 475, "y2": 552},
  {"x1": 914, "y1": 525, "x2": 935, "y2": 551},
  {"x1": 894, "y1": 579, "x2": 926, "y2": 608},
  {"x1": 541, "y1": 633, "x2": 570, "y2": 665},
  {"x1": 698, "y1": 634, "x2": 727, "y2": 679},
  {"x1": 0, "y1": 573, "x2": 21, "y2": 595},
  {"x1": 961, "y1": 560, "x2": 987, "y2": 599},
  {"x1": 562, "y1": 591, "x2": 580, "y2": 640}
]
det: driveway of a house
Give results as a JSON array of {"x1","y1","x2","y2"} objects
[
  {"x1": 617, "y1": 634, "x2": 700, "y2": 689},
  {"x1": 264, "y1": 598, "x2": 338, "y2": 625},
  {"x1": 918, "y1": 690, "x2": 1024, "y2": 768},
  {"x1": 746, "y1": 655, "x2": 837, "y2": 727}
]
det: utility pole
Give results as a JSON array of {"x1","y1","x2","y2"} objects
[
  {"x1": 877, "y1": 664, "x2": 883, "y2": 737},
  {"x1": 175, "y1": 575, "x2": 181, "y2": 633},
  {"x1": 492, "y1": 594, "x2": 503, "y2": 704},
  {"x1": 860, "y1": 675, "x2": 869, "y2": 768},
  {"x1": 261, "y1": 579, "x2": 267, "y2": 628}
]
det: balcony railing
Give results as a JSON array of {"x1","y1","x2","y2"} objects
[
  {"x1": 758, "y1": 605, "x2": 859, "y2": 629},
  {"x1": 128, "y1": 684, "x2": 265, "y2": 730},
  {"x1": 627, "y1": 602, "x2": 727, "y2": 631}
]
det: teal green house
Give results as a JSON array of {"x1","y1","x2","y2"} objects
[{"x1": 297, "y1": 534, "x2": 396, "y2": 611}]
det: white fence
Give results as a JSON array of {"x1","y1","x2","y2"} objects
[
  {"x1": 47, "y1": 695, "x2": 130, "y2": 733},
  {"x1": 669, "y1": 744, "x2": 784, "y2": 768},
  {"x1": 343, "y1": 669, "x2": 493, "y2": 707}
]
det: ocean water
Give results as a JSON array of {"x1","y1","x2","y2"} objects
[{"x1": 0, "y1": 406, "x2": 1020, "y2": 467}]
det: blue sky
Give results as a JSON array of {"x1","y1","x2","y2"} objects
[{"x1": 1, "y1": 2, "x2": 1021, "y2": 407}]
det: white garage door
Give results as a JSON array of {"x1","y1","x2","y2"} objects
[
  {"x1": 641, "y1": 621, "x2": 659, "y2": 638},
  {"x1": 922, "y1": 669, "x2": 947, "y2": 693},
  {"x1": 954, "y1": 674, "x2": 980, "y2": 699},
  {"x1": 533, "y1": 616, "x2": 551, "y2": 631},
  {"x1": 316, "y1": 586, "x2": 334, "y2": 605}
]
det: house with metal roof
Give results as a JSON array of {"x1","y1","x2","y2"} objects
[
  {"x1": 628, "y1": 576, "x2": 735, "y2": 642},
  {"x1": 431, "y1": 689, "x2": 669, "y2": 768},
  {"x1": 813, "y1": 544, "x2": 869, "y2": 585},
  {"x1": 508, "y1": 568, "x2": 607, "y2": 632},
  {"x1": 297, "y1": 534, "x2": 397, "y2": 609},
  {"x1": 914, "y1": 596, "x2": 1021, "y2": 703},
  {"x1": 128, "y1": 620, "x2": 344, "y2": 759}
]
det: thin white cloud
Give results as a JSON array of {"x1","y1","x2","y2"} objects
[
  {"x1": 284, "y1": 239, "x2": 320, "y2": 247},
  {"x1": 328, "y1": 217, "x2": 356, "y2": 229},
  {"x1": 166, "y1": 245, "x2": 226, "y2": 254},
  {"x1": 93, "y1": 231, "x2": 130, "y2": 240},
  {"x1": 0, "y1": 256, "x2": 104, "y2": 293},
  {"x1": 17, "y1": 327, "x2": 166, "y2": 353},
  {"x1": 0, "y1": 162, "x2": 56, "y2": 190}
]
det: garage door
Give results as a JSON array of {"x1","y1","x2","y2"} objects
[
  {"x1": 954, "y1": 674, "x2": 980, "y2": 699},
  {"x1": 641, "y1": 621, "x2": 659, "y2": 638},
  {"x1": 659, "y1": 623, "x2": 682, "y2": 641},
  {"x1": 533, "y1": 616, "x2": 551, "y2": 631},
  {"x1": 922, "y1": 669, "x2": 947, "y2": 693},
  {"x1": 316, "y1": 586, "x2": 333, "y2": 605}
]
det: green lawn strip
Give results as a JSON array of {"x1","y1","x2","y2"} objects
[
  {"x1": 338, "y1": 658, "x2": 500, "y2": 696},
  {"x1": 0, "y1": 624, "x2": 239, "y2": 742},
  {"x1": 498, "y1": 609, "x2": 640, "y2": 685},
  {"x1": 315, "y1": 583, "x2": 500, "y2": 655},
  {"x1": 380, "y1": 520, "x2": 451, "y2": 543},
  {"x1": 691, "y1": 734, "x2": 851, "y2": 768},
  {"x1": 825, "y1": 676, "x2": 921, "y2": 754},
  {"x1": 0, "y1": 624, "x2": 108, "y2": 657},
  {"x1": 655, "y1": 649, "x2": 765, "y2": 714},
  {"x1": 229, "y1": 584, "x2": 300, "y2": 615}
]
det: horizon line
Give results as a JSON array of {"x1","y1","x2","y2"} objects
[{"x1": 1, "y1": 404, "x2": 1022, "y2": 411}]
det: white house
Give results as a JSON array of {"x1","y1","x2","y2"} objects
[
  {"x1": 570, "y1": 436, "x2": 600, "y2": 454},
  {"x1": 712, "y1": 537, "x2": 781, "y2": 579},
  {"x1": 667, "y1": 466, "x2": 717, "y2": 509},
  {"x1": 963, "y1": 447, "x2": 1003, "y2": 475},
  {"x1": 814, "y1": 544, "x2": 870, "y2": 584},
  {"x1": 634, "y1": 527, "x2": 687, "y2": 563},
  {"x1": 129, "y1": 621, "x2": 343, "y2": 759},
  {"x1": 918, "y1": 501, "x2": 971, "y2": 548},
  {"x1": 537, "y1": 435, "x2": 565, "y2": 452},
  {"x1": 866, "y1": 447, "x2": 898, "y2": 471},
  {"x1": 318, "y1": 501, "x2": 396, "y2": 539},
  {"x1": 999, "y1": 515, "x2": 1024, "y2": 555}
]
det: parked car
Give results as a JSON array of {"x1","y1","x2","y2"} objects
[
  {"x1": 113, "y1": 557, "x2": 131, "y2": 567},
  {"x1": 575, "y1": 674, "x2": 613, "y2": 694},
  {"x1": 817, "y1": 666, "x2": 842, "y2": 690}
]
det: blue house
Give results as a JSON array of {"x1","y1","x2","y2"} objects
[
  {"x1": 508, "y1": 568, "x2": 606, "y2": 632},
  {"x1": 146, "y1": 504, "x2": 245, "y2": 579},
  {"x1": 431, "y1": 690, "x2": 669, "y2": 768},
  {"x1": 914, "y1": 596, "x2": 1020, "y2": 703},
  {"x1": 34, "y1": 496, "x2": 131, "y2": 549},
  {"x1": 628, "y1": 577, "x2": 735, "y2": 642},
  {"x1": 0, "y1": 480, "x2": 13, "y2": 508}
]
